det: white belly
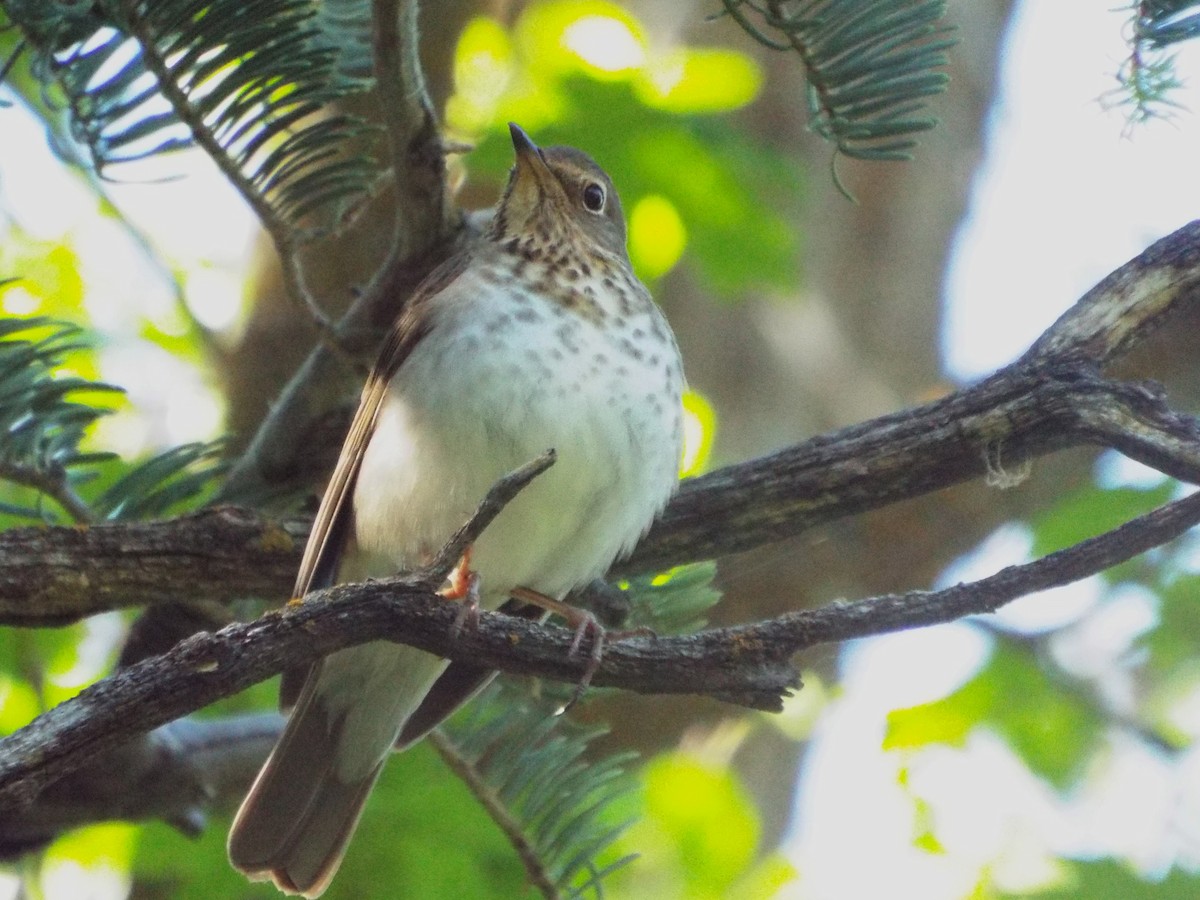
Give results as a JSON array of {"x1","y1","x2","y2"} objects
[{"x1": 351, "y1": 266, "x2": 683, "y2": 604}]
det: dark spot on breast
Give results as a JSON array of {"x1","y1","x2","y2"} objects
[
  {"x1": 555, "y1": 322, "x2": 581, "y2": 353},
  {"x1": 487, "y1": 313, "x2": 513, "y2": 333},
  {"x1": 619, "y1": 337, "x2": 644, "y2": 361},
  {"x1": 514, "y1": 307, "x2": 541, "y2": 323},
  {"x1": 617, "y1": 289, "x2": 633, "y2": 317}
]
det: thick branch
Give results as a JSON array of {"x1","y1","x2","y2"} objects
[
  {"x1": 7, "y1": 221, "x2": 1199, "y2": 620},
  {"x1": 3, "y1": 368, "x2": 1194, "y2": 625},
  {"x1": 4, "y1": 486, "x2": 1199, "y2": 809},
  {"x1": 1025, "y1": 219, "x2": 1200, "y2": 363},
  {"x1": 0, "y1": 715, "x2": 279, "y2": 856},
  {"x1": 0, "y1": 507, "x2": 305, "y2": 626}
]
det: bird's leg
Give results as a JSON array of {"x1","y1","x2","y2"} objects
[
  {"x1": 448, "y1": 571, "x2": 483, "y2": 639},
  {"x1": 441, "y1": 545, "x2": 475, "y2": 600},
  {"x1": 441, "y1": 546, "x2": 482, "y2": 638},
  {"x1": 510, "y1": 586, "x2": 610, "y2": 712}
]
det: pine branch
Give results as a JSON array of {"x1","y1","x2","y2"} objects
[
  {"x1": 1115, "y1": 1, "x2": 1200, "y2": 123},
  {"x1": 720, "y1": 0, "x2": 953, "y2": 172},
  {"x1": 0, "y1": 460, "x2": 93, "y2": 524},
  {"x1": 217, "y1": 0, "x2": 459, "y2": 505}
]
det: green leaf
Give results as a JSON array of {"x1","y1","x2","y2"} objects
[
  {"x1": 624, "y1": 560, "x2": 721, "y2": 635},
  {"x1": 1030, "y1": 483, "x2": 1175, "y2": 560},
  {"x1": 0, "y1": 316, "x2": 122, "y2": 521},
  {"x1": 885, "y1": 639, "x2": 1105, "y2": 789},
  {"x1": 93, "y1": 440, "x2": 226, "y2": 521},
  {"x1": 1021, "y1": 857, "x2": 1200, "y2": 899}
]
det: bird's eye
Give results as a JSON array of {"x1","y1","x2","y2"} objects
[{"x1": 582, "y1": 182, "x2": 606, "y2": 213}]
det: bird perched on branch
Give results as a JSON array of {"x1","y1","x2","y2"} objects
[{"x1": 227, "y1": 123, "x2": 685, "y2": 897}]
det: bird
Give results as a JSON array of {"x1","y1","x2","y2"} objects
[{"x1": 227, "y1": 123, "x2": 685, "y2": 897}]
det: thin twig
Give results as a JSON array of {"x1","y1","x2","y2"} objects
[
  {"x1": 0, "y1": 461, "x2": 93, "y2": 524},
  {"x1": 426, "y1": 450, "x2": 557, "y2": 581},
  {"x1": 428, "y1": 732, "x2": 560, "y2": 900},
  {"x1": 372, "y1": 0, "x2": 445, "y2": 258}
]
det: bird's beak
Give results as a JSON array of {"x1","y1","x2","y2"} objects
[{"x1": 508, "y1": 122, "x2": 554, "y2": 190}]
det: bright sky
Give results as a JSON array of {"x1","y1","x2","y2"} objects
[
  {"x1": 787, "y1": 3, "x2": 1200, "y2": 898},
  {"x1": 945, "y1": 2, "x2": 1200, "y2": 380}
]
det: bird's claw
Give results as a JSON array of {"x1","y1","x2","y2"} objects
[{"x1": 448, "y1": 572, "x2": 482, "y2": 640}]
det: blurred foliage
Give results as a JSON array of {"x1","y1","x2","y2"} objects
[
  {"x1": 134, "y1": 742, "x2": 526, "y2": 899},
  {"x1": 885, "y1": 638, "x2": 1106, "y2": 790},
  {"x1": 874, "y1": 469, "x2": 1200, "y2": 894},
  {"x1": 602, "y1": 751, "x2": 796, "y2": 899},
  {"x1": 446, "y1": 0, "x2": 802, "y2": 298},
  {"x1": 1014, "y1": 858, "x2": 1200, "y2": 899}
]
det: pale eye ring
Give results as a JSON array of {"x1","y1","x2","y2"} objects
[{"x1": 582, "y1": 182, "x2": 605, "y2": 213}]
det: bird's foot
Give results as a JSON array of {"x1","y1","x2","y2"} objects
[
  {"x1": 440, "y1": 545, "x2": 475, "y2": 600},
  {"x1": 511, "y1": 586, "x2": 631, "y2": 714},
  {"x1": 448, "y1": 571, "x2": 483, "y2": 640}
]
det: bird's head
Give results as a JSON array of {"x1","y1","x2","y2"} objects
[{"x1": 489, "y1": 123, "x2": 629, "y2": 262}]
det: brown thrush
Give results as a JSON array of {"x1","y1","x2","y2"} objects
[{"x1": 227, "y1": 123, "x2": 685, "y2": 897}]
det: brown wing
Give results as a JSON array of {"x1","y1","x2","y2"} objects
[
  {"x1": 279, "y1": 252, "x2": 469, "y2": 709},
  {"x1": 394, "y1": 599, "x2": 546, "y2": 749}
]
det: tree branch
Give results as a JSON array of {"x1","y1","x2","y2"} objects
[
  {"x1": 0, "y1": 714, "x2": 280, "y2": 857},
  {"x1": 5, "y1": 220, "x2": 1196, "y2": 622},
  {"x1": 4, "y1": 479, "x2": 1199, "y2": 809},
  {"x1": 0, "y1": 507, "x2": 305, "y2": 627},
  {"x1": 0, "y1": 373, "x2": 1191, "y2": 623},
  {"x1": 218, "y1": 0, "x2": 459, "y2": 505}
]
